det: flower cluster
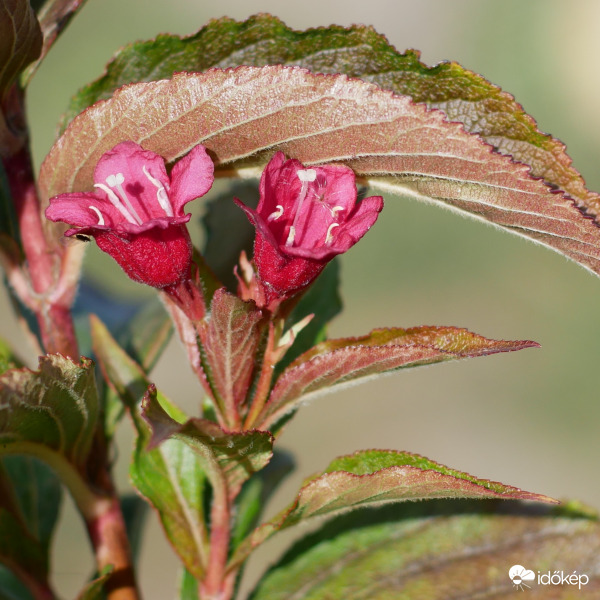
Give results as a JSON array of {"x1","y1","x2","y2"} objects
[{"x1": 46, "y1": 143, "x2": 382, "y2": 308}]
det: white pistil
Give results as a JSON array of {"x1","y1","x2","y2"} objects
[
  {"x1": 288, "y1": 169, "x2": 318, "y2": 247},
  {"x1": 89, "y1": 205, "x2": 105, "y2": 225},
  {"x1": 325, "y1": 223, "x2": 339, "y2": 244},
  {"x1": 267, "y1": 205, "x2": 284, "y2": 222},
  {"x1": 94, "y1": 182, "x2": 138, "y2": 225},
  {"x1": 143, "y1": 165, "x2": 173, "y2": 217}
]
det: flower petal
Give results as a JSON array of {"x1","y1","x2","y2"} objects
[
  {"x1": 94, "y1": 141, "x2": 172, "y2": 222},
  {"x1": 169, "y1": 145, "x2": 215, "y2": 213}
]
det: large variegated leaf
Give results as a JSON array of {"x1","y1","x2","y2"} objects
[
  {"x1": 251, "y1": 501, "x2": 600, "y2": 599},
  {"x1": 58, "y1": 14, "x2": 600, "y2": 220},
  {"x1": 39, "y1": 67, "x2": 600, "y2": 279},
  {"x1": 229, "y1": 449, "x2": 556, "y2": 570},
  {"x1": 258, "y1": 325, "x2": 538, "y2": 429}
]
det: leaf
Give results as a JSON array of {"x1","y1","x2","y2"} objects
[
  {"x1": 229, "y1": 450, "x2": 556, "y2": 570},
  {"x1": 22, "y1": 0, "x2": 88, "y2": 84},
  {"x1": 178, "y1": 567, "x2": 198, "y2": 600},
  {"x1": 142, "y1": 388, "x2": 274, "y2": 500},
  {"x1": 0, "y1": 354, "x2": 98, "y2": 470},
  {"x1": 0, "y1": 565, "x2": 33, "y2": 600},
  {"x1": 199, "y1": 288, "x2": 265, "y2": 419},
  {"x1": 0, "y1": 0, "x2": 42, "y2": 98},
  {"x1": 259, "y1": 325, "x2": 538, "y2": 429},
  {"x1": 76, "y1": 566, "x2": 113, "y2": 600},
  {"x1": 90, "y1": 315, "x2": 211, "y2": 579},
  {"x1": 58, "y1": 14, "x2": 600, "y2": 221},
  {"x1": 40, "y1": 67, "x2": 600, "y2": 280},
  {"x1": 250, "y1": 501, "x2": 600, "y2": 600},
  {"x1": 0, "y1": 460, "x2": 52, "y2": 593},
  {"x1": 231, "y1": 449, "x2": 294, "y2": 551}
]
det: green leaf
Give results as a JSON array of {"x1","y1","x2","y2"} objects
[
  {"x1": 0, "y1": 354, "x2": 98, "y2": 469},
  {"x1": 120, "y1": 494, "x2": 148, "y2": 566},
  {"x1": 76, "y1": 566, "x2": 113, "y2": 600},
  {"x1": 260, "y1": 326, "x2": 538, "y2": 430},
  {"x1": 0, "y1": 0, "x2": 42, "y2": 98},
  {"x1": 0, "y1": 565, "x2": 33, "y2": 600},
  {"x1": 0, "y1": 461, "x2": 52, "y2": 593},
  {"x1": 177, "y1": 567, "x2": 198, "y2": 600},
  {"x1": 231, "y1": 449, "x2": 294, "y2": 551},
  {"x1": 40, "y1": 67, "x2": 600, "y2": 281},
  {"x1": 142, "y1": 388, "x2": 274, "y2": 501},
  {"x1": 90, "y1": 315, "x2": 211, "y2": 579},
  {"x1": 59, "y1": 14, "x2": 599, "y2": 222},
  {"x1": 250, "y1": 501, "x2": 600, "y2": 599},
  {"x1": 229, "y1": 450, "x2": 555, "y2": 570},
  {"x1": 22, "y1": 0, "x2": 88, "y2": 84}
]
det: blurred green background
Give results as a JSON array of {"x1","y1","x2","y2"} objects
[{"x1": 1, "y1": 0, "x2": 599, "y2": 597}]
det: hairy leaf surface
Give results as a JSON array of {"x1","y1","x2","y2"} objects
[
  {"x1": 229, "y1": 450, "x2": 555, "y2": 569},
  {"x1": 40, "y1": 67, "x2": 600, "y2": 279},
  {"x1": 250, "y1": 502, "x2": 600, "y2": 599},
  {"x1": 199, "y1": 288, "x2": 264, "y2": 417},
  {"x1": 142, "y1": 390, "x2": 273, "y2": 500},
  {"x1": 59, "y1": 14, "x2": 600, "y2": 219},
  {"x1": 0, "y1": 354, "x2": 98, "y2": 468},
  {"x1": 260, "y1": 325, "x2": 538, "y2": 428}
]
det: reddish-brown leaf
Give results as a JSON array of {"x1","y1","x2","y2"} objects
[
  {"x1": 38, "y1": 67, "x2": 600, "y2": 278},
  {"x1": 259, "y1": 326, "x2": 538, "y2": 429},
  {"x1": 199, "y1": 288, "x2": 264, "y2": 419}
]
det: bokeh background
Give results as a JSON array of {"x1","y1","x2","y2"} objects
[{"x1": 1, "y1": 0, "x2": 599, "y2": 597}]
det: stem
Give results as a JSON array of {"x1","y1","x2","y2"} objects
[
  {"x1": 1, "y1": 87, "x2": 79, "y2": 357},
  {"x1": 200, "y1": 480, "x2": 235, "y2": 600},
  {"x1": 85, "y1": 493, "x2": 140, "y2": 600}
]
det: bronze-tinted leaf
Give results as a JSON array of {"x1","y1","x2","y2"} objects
[
  {"x1": 229, "y1": 450, "x2": 556, "y2": 570},
  {"x1": 199, "y1": 288, "x2": 264, "y2": 420},
  {"x1": 39, "y1": 67, "x2": 600, "y2": 279},
  {"x1": 260, "y1": 325, "x2": 538, "y2": 429},
  {"x1": 59, "y1": 14, "x2": 600, "y2": 220}
]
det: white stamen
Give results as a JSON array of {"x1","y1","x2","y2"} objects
[
  {"x1": 106, "y1": 173, "x2": 124, "y2": 187},
  {"x1": 94, "y1": 182, "x2": 138, "y2": 225},
  {"x1": 143, "y1": 165, "x2": 173, "y2": 217},
  {"x1": 325, "y1": 223, "x2": 339, "y2": 244},
  {"x1": 113, "y1": 181, "x2": 143, "y2": 225},
  {"x1": 297, "y1": 169, "x2": 317, "y2": 182},
  {"x1": 267, "y1": 205, "x2": 284, "y2": 222},
  {"x1": 285, "y1": 226, "x2": 296, "y2": 246},
  {"x1": 89, "y1": 205, "x2": 105, "y2": 225},
  {"x1": 331, "y1": 205, "x2": 344, "y2": 216}
]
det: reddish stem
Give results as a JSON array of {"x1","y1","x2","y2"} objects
[
  {"x1": 200, "y1": 483, "x2": 235, "y2": 600},
  {"x1": 2, "y1": 139, "x2": 79, "y2": 357},
  {"x1": 84, "y1": 493, "x2": 140, "y2": 600}
]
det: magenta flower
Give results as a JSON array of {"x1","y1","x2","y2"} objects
[
  {"x1": 234, "y1": 152, "x2": 383, "y2": 307},
  {"x1": 46, "y1": 141, "x2": 214, "y2": 289}
]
